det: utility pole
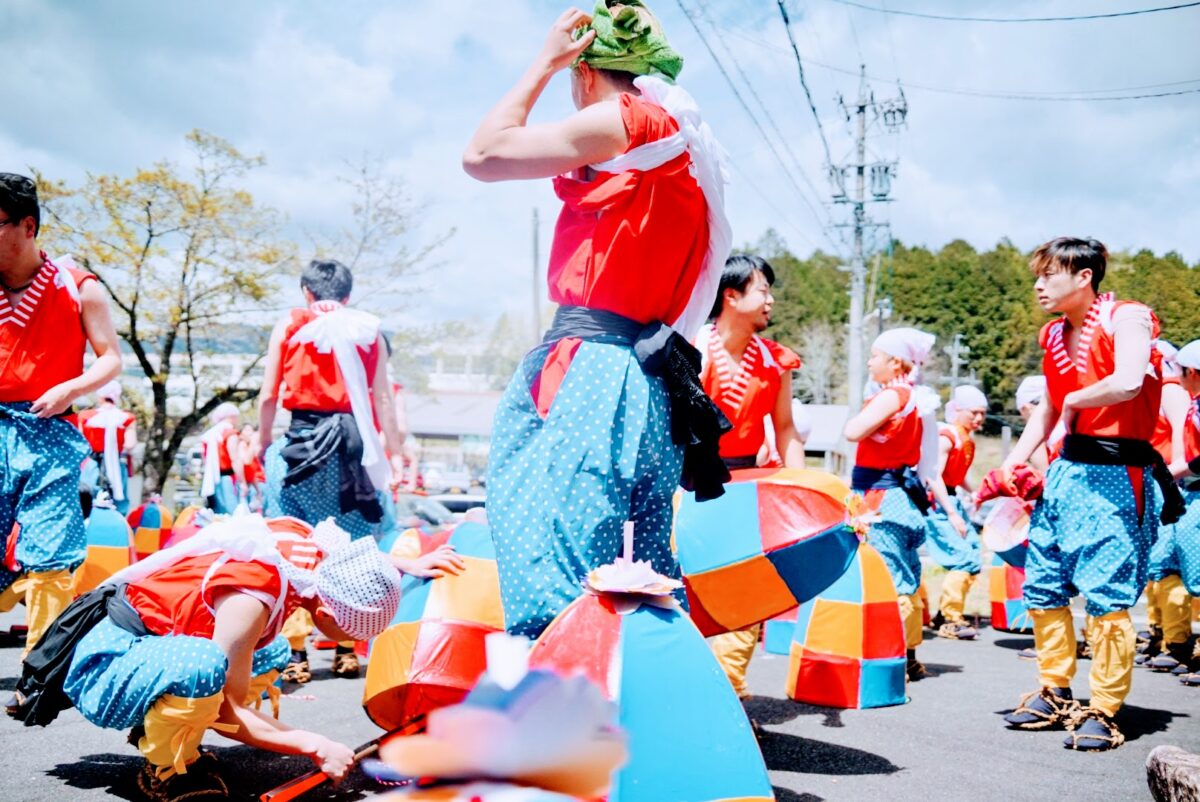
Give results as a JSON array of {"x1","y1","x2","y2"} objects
[
  {"x1": 531, "y1": 208, "x2": 542, "y2": 346},
  {"x1": 944, "y1": 333, "x2": 971, "y2": 388},
  {"x1": 833, "y1": 67, "x2": 907, "y2": 411}
]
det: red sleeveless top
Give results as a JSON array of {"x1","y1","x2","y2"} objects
[
  {"x1": 280, "y1": 306, "x2": 380, "y2": 413},
  {"x1": 698, "y1": 329, "x2": 801, "y2": 460},
  {"x1": 548, "y1": 93, "x2": 710, "y2": 326},
  {"x1": 854, "y1": 383, "x2": 923, "y2": 470},
  {"x1": 1150, "y1": 377, "x2": 1183, "y2": 462},
  {"x1": 77, "y1": 407, "x2": 136, "y2": 453},
  {"x1": 1039, "y1": 295, "x2": 1161, "y2": 443},
  {"x1": 0, "y1": 258, "x2": 95, "y2": 402},
  {"x1": 939, "y1": 424, "x2": 975, "y2": 489}
]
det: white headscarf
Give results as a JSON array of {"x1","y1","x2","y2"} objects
[
  {"x1": 1176, "y1": 340, "x2": 1200, "y2": 370},
  {"x1": 1014, "y1": 376, "x2": 1046, "y2": 411},
  {"x1": 873, "y1": 328, "x2": 936, "y2": 376},
  {"x1": 945, "y1": 384, "x2": 988, "y2": 421}
]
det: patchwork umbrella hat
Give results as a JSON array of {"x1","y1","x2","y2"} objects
[
  {"x1": 786, "y1": 542, "x2": 907, "y2": 709},
  {"x1": 673, "y1": 467, "x2": 859, "y2": 636},
  {"x1": 989, "y1": 554, "x2": 1033, "y2": 633},
  {"x1": 981, "y1": 497, "x2": 1030, "y2": 569},
  {"x1": 162, "y1": 504, "x2": 207, "y2": 549},
  {"x1": 363, "y1": 521, "x2": 505, "y2": 733},
  {"x1": 126, "y1": 500, "x2": 173, "y2": 561},
  {"x1": 529, "y1": 556, "x2": 774, "y2": 802},
  {"x1": 72, "y1": 503, "x2": 135, "y2": 595}
]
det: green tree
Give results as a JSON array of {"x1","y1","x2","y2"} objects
[{"x1": 38, "y1": 130, "x2": 293, "y2": 494}]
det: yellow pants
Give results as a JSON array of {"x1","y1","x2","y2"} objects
[
  {"x1": 139, "y1": 692, "x2": 228, "y2": 779},
  {"x1": 280, "y1": 607, "x2": 352, "y2": 651},
  {"x1": 1156, "y1": 575, "x2": 1193, "y2": 647},
  {"x1": 1031, "y1": 606, "x2": 1134, "y2": 717},
  {"x1": 898, "y1": 593, "x2": 923, "y2": 650},
  {"x1": 0, "y1": 569, "x2": 74, "y2": 657},
  {"x1": 1145, "y1": 581, "x2": 1161, "y2": 629},
  {"x1": 938, "y1": 571, "x2": 975, "y2": 623},
  {"x1": 711, "y1": 625, "x2": 761, "y2": 698}
]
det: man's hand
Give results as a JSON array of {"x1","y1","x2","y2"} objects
[
  {"x1": 400, "y1": 545, "x2": 466, "y2": 579},
  {"x1": 1059, "y1": 392, "x2": 1078, "y2": 435},
  {"x1": 389, "y1": 454, "x2": 406, "y2": 492},
  {"x1": 304, "y1": 734, "x2": 355, "y2": 782},
  {"x1": 259, "y1": 436, "x2": 272, "y2": 461},
  {"x1": 947, "y1": 511, "x2": 968, "y2": 538},
  {"x1": 30, "y1": 381, "x2": 76, "y2": 418},
  {"x1": 538, "y1": 8, "x2": 596, "y2": 73}
]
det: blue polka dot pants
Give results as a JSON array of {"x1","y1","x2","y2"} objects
[
  {"x1": 263, "y1": 439, "x2": 380, "y2": 541},
  {"x1": 1024, "y1": 459, "x2": 1155, "y2": 618},
  {"x1": 865, "y1": 487, "x2": 927, "y2": 596},
  {"x1": 487, "y1": 340, "x2": 684, "y2": 638},
  {"x1": 1150, "y1": 487, "x2": 1200, "y2": 595},
  {"x1": 65, "y1": 617, "x2": 289, "y2": 730},
  {"x1": 0, "y1": 403, "x2": 89, "y2": 591},
  {"x1": 924, "y1": 496, "x2": 982, "y2": 574}
]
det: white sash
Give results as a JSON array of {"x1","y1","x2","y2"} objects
[
  {"x1": 85, "y1": 406, "x2": 128, "y2": 501},
  {"x1": 200, "y1": 420, "x2": 232, "y2": 499},
  {"x1": 290, "y1": 303, "x2": 390, "y2": 492}
]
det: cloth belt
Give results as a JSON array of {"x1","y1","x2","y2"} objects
[
  {"x1": 281, "y1": 410, "x2": 383, "y2": 523},
  {"x1": 9, "y1": 582, "x2": 146, "y2": 727},
  {"x1": 850, "y1": 465, "x2": 932, "y2": 515},
  {"x1": 722, "y1": 455, "x2": 758, "y2": 470},
  {"x1": 543, "y1": 306, "x2": 732, "y2": 501},
  {"x1": 1061, "y1": 434, "x2": 1185, "y2": 525}
]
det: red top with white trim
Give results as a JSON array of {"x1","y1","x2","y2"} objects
[
  {"x1": 1039, "y1": 294, "x2": 1162, "y2": 443},
  {"x1": 280, "y1": 304, "x2": 380, "y2": 413},
  {"x1": 548, "y1": 93, "x2": 710, "y2": 326},
  {"x1": 698, "y1": 328, "x2": 801, "y2": 460},
  {"x1": 0, "y1": 257, "x2": 95, "y2": 402},
  {"x1": 854, "y1": 382, "x2": 923, "y2": 470},
  {"x1": 77, "y1": 407, "x2": 136, "y2": 453},
  {"x1": 125, "y1": 517, "x2": 321, "y2": 648},
  {"x1": 939, "y1": 423, "x2": 976, "y2": 489}
]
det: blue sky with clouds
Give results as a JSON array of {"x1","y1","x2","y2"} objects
[{"x1": 3, "y1": 0, "x2": 1197, "y2": 330}]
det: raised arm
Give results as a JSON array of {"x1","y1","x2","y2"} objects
[
  {"x1": 1161, "y1": 381, "x2": 1191, "y2": 477},
  {"x1": 462, "y1": 10, "x2": 627, "y2": 182},
  {"x1": 257, "y1": 318, "x2": 289, "y2": 455},
  {"x1": 844, "y1": 389, "x2": 902, "y2": 443}
]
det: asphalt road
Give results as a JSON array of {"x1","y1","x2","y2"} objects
[{"x1": 0, "y1": 590, "x2": 1195, "y2": 801}]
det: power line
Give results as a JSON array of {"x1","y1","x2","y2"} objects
[
  {"x1": 825, "y1": 0, "x2": 1200, "y2": 23},
  {"x1": 674, "y1": 0, "x2": 839, "y2": 250},
  {"x1": 775, "y1": 0, "x2": 835, "y2": 165},
  {"x1": 692, "y1": 0, "x2": 831, "y2": 218},
  {"x1": 722, "y1": 27, "x2": 1200, "y2": 101}
]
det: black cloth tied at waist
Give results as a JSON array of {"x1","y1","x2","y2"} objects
[
  {"x1": 281, "y1": 410, "x2": 383, "y2": 523},
  {"x1": 10, "y1": 583, "x2": 148, "y2": 727},
  {"x1": 543, "y1": 306, "x2": 732, "y2": 501},
  {"x1": 722, "y1": 455, "x2": 758, "y2": 470},
  {"x1": 850, "y1": 465, "x2": 932, "y2": 516},
  {"x1": 1060, "y1": 434, "x2": 1185, "y2": 525}
]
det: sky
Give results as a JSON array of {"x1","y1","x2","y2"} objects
[{"x1": 2, "y1": 0, "x2": 1197, "y2": 334}]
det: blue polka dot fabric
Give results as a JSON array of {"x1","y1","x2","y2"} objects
[
  {"x1": 866, "y1": 487, "x2": 927, "y2": 596},
  {"x1": 263, "y1": 439, "x2": 382, "y2": 541},
  {"x1": 65, "y1": 618, "x2": 290, "y2": 730},
  {"x1": 1151, "y1": 487, "x2": 1200, "y2": 595},
  {"x1": 487, "y1": 340, "x2": 684, "y2": 638},
  {"x1": 1024, "y1": 460, "x2": 1155, "y2": 617},
  {"x1": 924, "y1": 496, "x2": 982, "y2": 574},
  {"x1": 0, "y1": 403, "x2": 90, "y2": 592}
]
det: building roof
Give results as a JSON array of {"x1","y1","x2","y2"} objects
[
  {"x1": 796, "y1": 403, "x2": 850, "y2": 453},
  {"x1": 407, "y1": 391, "x2": 502, "y2": 438}
]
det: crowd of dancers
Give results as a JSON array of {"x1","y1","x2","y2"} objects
[{"x1": 0, "y1": 1, "x2": 1197, "y2": 800}]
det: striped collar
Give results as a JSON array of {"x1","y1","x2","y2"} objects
[
  {"x1": 0, "y1": 258, "x2": 56, "y2": 329},
  {"x1": 707, "y1": 330, "x2": 763, "y2": 410},
  {"x1": 1046, "y1": 292, "x2": 1113, "y2": 376}
]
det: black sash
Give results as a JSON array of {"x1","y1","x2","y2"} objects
[
  {"x1": 281, "y1": 410, "x2": 383, "y2": 523},
  {"x1": 543, "y1": 306, "x2": 732, "y2": 502},
  {"x1": 1061, "y1": 434, "x2": 1185, "y2": 525},
  {"x1": 850, "y1": 466, "x2": 932, "y2": 515}
]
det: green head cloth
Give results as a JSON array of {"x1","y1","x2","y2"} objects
[{"x1": 577, "y1": 0, "x2": 683, "y2": 81}]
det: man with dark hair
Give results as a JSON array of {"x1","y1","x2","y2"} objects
[
  {"x1": 258, "y1": 258, "x2": 410, "y2": 679},
  {"x1": 1001, "y1": 236, "x2": 1182, "y2": 750},
  {"x1": 0, "y1": 172, "x2": 123, "y2": 659},
  {"x1": 464, "y1": 1, "x2": 732, "y2": 639},
  {"x1": 689, "y1": 253, "x2": 805, "y2": 699}
]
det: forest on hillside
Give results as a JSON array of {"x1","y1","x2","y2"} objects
[{"x1": 755, "y1": 232, "x2": 1200, "y2": 421}]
